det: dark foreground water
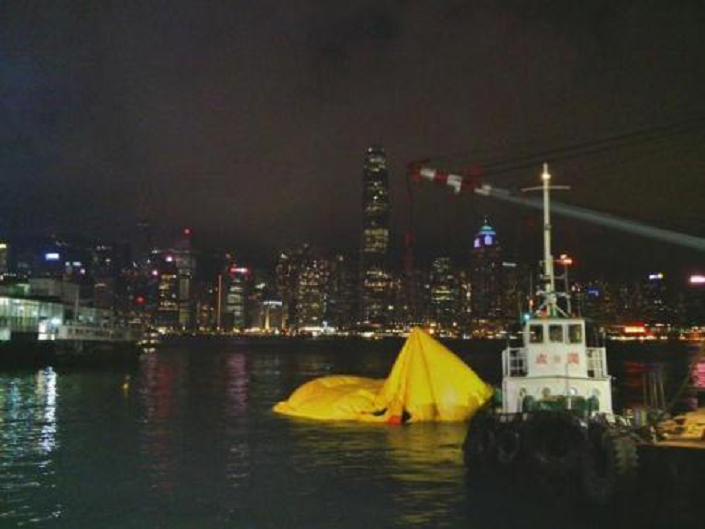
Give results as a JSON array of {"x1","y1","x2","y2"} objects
[{"x1": 1, "y1": 338, "x2": 703, "y2": 529}]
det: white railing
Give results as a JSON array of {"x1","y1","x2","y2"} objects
[
  {"x1": 586, "y1": 347, "x2": 608, "y2": 378},
  {"x1": 502, "y1": 347, "x2": 527, "y2": 377}
]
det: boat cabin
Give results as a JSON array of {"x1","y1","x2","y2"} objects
[{"x1": 501, "y1": 316, "x2": 612, "y2": 415}]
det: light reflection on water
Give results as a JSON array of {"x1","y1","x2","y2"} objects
[{"x1": 0, "y1": 339, "x2": 702, "y2": 528}]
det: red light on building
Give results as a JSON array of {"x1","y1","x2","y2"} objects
[
  {"x1": 135, "y1": 295, "x2": 146, "y2": 305},
  {"x1": 183, "y1": 227, "x2": 192, "y2": 237}
]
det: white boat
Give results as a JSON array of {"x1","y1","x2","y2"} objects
[{"x1": 463, "y1": 164, "x2": 639, "y2": 506}]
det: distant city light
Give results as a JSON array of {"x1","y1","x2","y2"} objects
[
  {"x1": 45, "y1": 252, "x2": 60, "y2": 261},
  {"x1": 689, "y1": 275, "x2": 705, "y2": 285},
  {"x1": 183, "y1": 228, "x2": 192, "y2": 236},
  {"x1": 558, "y1": 254, "x2": 573, "y2": 266},
  {"x1": 165, "y1": 255, "x2": 174, "y2": 262},
  {"x1": 624, "y1": 325, "x2": 647, "y2": 334},
  {"x1": 648, "y1": 273, "x2": 664, "y2": 280},
  {"x1": 230, "y1": 267, "x2": 249, "y2": 274},
  {"x1": 0, "y1": 243, "x2": 7, "y2": 249},
  {"x1": 151, "y1": 269, "x2": 159, "y2": 277}
]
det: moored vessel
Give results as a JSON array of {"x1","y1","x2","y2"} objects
[{"x1": 463, "y1": 165, "x2": 640, "y2": 505}]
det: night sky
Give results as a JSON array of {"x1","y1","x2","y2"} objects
[{"x1": 2, "y1": 1, "x2": 705, "y2": 278}]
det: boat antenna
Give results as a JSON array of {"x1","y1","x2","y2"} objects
[
  {"x1": 542, "y1": 164, "x2": 558, "y2": 316},
  {"x1": 523, "y1": 163, "x2": 570, "y2": 317}
]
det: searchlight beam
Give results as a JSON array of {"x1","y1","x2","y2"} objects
[
  {"x1": 474, "y1": 183, "x2": 705, "y2": 252},
  {"x1": 410, "y1": 163, "x2": 705, "y2": 252}
]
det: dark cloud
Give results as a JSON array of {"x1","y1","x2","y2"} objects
[{"x1": 1, "y1": 1, "x2": 705, "y2": 276}]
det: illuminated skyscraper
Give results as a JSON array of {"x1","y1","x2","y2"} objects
[
  {"x1": 296, "y1": 254, "x2": 330, "y2": 329},
  {"x1": 429, "y1": 257, "x2": 460, "y2": 331},
  {"x1": 360, "y1": 146, "x2": 391, "y2": 324},
  {"x1": 154, "y1": 253, "x2": 179, "y2": 330},
  {"x1": 160, "y1": 228, "x2": 197, "y2": 331},
  {"x1": 471, "y1": 219, "x2": 503, "y2": 323},
  {"x1": 326, "y1": 254, "x2": 357, "y2": 330},
  {"x1": 222, "y1": 261, "x2": 251, "y2": 331},
  {"x1": 0, "y1": 242, "x2": 8, "y2": 276}
]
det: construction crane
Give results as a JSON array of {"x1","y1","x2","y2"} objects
[{"x1": 407, "y1": 162, "x2": 705, "y2": 252}]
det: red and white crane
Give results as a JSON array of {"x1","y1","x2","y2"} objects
[{"x1": 407, "y1": 161, "x2": 705, "y2": 253}]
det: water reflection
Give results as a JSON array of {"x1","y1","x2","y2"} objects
[
  {"x1": 0, "y1": 368, "x2": 61, "y2": 525},
  {"x1": 0, "y1": 340, "x2": 702, "y2": 529},
  {"x1": 280, "y1": 420, "x2": 469, "y2": 528},
  {"x1": 613, "y1": 342, "x2": 704, "y2": 412},
  {"x1": 35, "y1": 368, "x2": 58, "y2": 454}
]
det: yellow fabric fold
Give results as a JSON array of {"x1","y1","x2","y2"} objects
[{"x1": 273, "y1": 328, "x2": 493, "y2": 423}]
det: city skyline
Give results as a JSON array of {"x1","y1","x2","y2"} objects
[{"x1": 2, "y1": 2, "x2": 705, "y2": 278}]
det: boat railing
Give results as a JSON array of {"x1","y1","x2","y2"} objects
[
  {"x1": 502, "y1": 347, "x2": 528, "y2": 377},
  {"x1": 586, "y1": 347, "x2": 608, "y2": 378}
]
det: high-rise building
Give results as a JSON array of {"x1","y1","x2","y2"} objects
[
  {"x1": 471, "y1": 219, "x2": 503, "y2": 324},
  {"x1": 296, "y1": 254, "x2": 331, "y2": 329},
  {"x1": 90, "y1": 243, "x2": 131, "y2": 312},
  {"x1": 222, "y1": 263, "x2": 251, "y2": 331},
  {"x1": 154, "y1": 253, "x2": 179, "y2": 330},
  {"x1": 640, "y1": 273, "x2": 673, "y2": 324},
  {"x1": 360, "y1": 145, "x2": 392, "y2": 324},
  {"x1": 173, "y1": 228, "x2": 197, "y2": 331},
  {"x1": 275, "y1": 245, "x2": 310, "y2": 329},
  {"x1": 0, "y1": 242, "x2": 8, "y2": 276},
  {"x1": 326, "y1": 254, "x2": 357, "y2": 330},
  {"x1": 429, "y1": 257, "x2": 460, "y2": 331}
]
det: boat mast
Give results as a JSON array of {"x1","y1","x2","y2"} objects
[{"x1": 542, "y1": 163, "x2": 558, "y2": 317}]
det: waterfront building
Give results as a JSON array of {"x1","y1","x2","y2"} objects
[
  {"x1": 360, "y1": 145, "x2": 392, "y2": 325},
  {"x1": 296, "y1": 254, "x2": 331, "y2": 329},
  {"x1": 501, "y1": 260, "x2": 522, "y2": 324},
  {"x1": 684, "y1": 275, "x2": 705, "y2": 325},
  {"x1": 640, "y1": 273, "x2": 674, "y2": 325},
  {"x1": 221, "y1": 263, "x2": 251, "y2": 332},
  {"x1": 194, "y1": 281, "x2": 217, "y2": 331},
  {"x1": 397, "y1": 267, "x2": 425, "y2": 328},
  {"x1": 90, "y1": 243, "x2": 126, "y2": 312},
  {"x1": 257, "y1": 299, "x2": 284, "y2": 333},
  {"x1": 245, "y1": 270, "x2": 283, "y2": 332},
  {"x1": 574, "y1": 279, "x2": 617, "y2": 325},
  {"x1": 0, "y1": 242, "x2": 8, "y2": 277},
  {"x1": 172, "y1": 229, "x2": 197, "y2": 331},
  {"x1": 429, "y1": 257, "x2": 460, "y2": 332},
  {"x1": 458, "y1": 270, "x2": 473, "y2": 333},
  {"x1": 154, "y1": 253, "x2": 179, "y2": 330},
  {"x1": 326, "y1": 254, "x2": 357, "y2": 330},
  {"x1": 470, "y1": 219, "x2": 503, "y2": 326},
  {"x1": 275, "y1": 245, "x2": 309, "y2": 329}
]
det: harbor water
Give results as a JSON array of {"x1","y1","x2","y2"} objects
[{"x1": 1, "y1": 338, "x2": 702, "y2": 529}]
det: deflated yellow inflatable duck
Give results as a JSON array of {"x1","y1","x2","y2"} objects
[{"x1": 273, "y1": 328, "x2": 493, "y2": 424}]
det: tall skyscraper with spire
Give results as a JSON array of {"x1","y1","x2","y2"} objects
[
  {"x1": 360, "y1": 146, "x2": 391, "y2": 324},
  {"x1": 471, "y1": 218, "x2": 503, "y2": 323}
]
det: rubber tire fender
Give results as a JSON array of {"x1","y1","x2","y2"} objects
[
  {"x1": 463, "y1": 413, "x2": 497, "y2": 469},
  {"x1": 580, "y1": 424, "x2": 638, "y2": 506},
  {"x1": 495, "y1": 423, "x2": 522, "y2": 466}
]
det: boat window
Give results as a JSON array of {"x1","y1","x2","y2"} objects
[
  {"x1": 529, "y1": 325, "x2": 544, "y2": 343},
  {"x1": 568, "y1": 324, "x2": 583, "y2": 344},
  {"x1": 549, "y1": 324, "x2": 563, "y2": 343}
]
